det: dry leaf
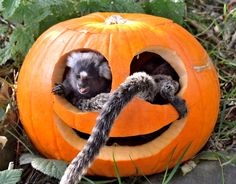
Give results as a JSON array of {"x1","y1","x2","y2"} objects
[
  {"x1": 227, "y1": 0, "x2": 236, "y2": 11},
  {"x1": 0, "y1": 81, "x2": 11, "y2": 105},
  {"x1": 181, "y1": 160, "x2": 197, "y2": 176},
  {"x1": 0, "y1": 136, "x2": 8, "y2": 150}
]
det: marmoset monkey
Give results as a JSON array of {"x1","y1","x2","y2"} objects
[{"x1": 52, "y1": 51, "x2": 112, "y2": 104}]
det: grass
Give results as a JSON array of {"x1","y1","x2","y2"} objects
[
  {"x1": 162, "y1": 144, "x2": 191, "y2": 184},
  {"x1": 111, "y1": 144, "x2": 191, "y2": 184},
  {"x1": 186, "y1": 0, "x2": 236, "y2": 150}
]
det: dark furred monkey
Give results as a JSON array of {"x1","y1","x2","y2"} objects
[{"x1": 52, "y1": 51, "x2": 112, "y2": 104}]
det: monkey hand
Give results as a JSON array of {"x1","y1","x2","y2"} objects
[
  {"x1": 52, "y1": 83, "x2": 65, "y2": 96},
  {"x1": 170, "y1": 97, "x2": 188, "y2": 119},
  {"x1": 157, "y1": 76, "x2": 188, "y2": 119}
]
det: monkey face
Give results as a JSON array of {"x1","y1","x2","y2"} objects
[
  {"x1": 68, "y1": 65, "x2": 111, "y2": 99},
  {"x1": 76, "y1": 71, "x2": 91, "y2": 95},
  {"x1": 66, "y1": 51, "x2": 112, "y2": 99}
]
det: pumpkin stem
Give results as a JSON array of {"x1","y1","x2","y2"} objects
[{"x1": 105, "y1": 15, "x2": 128, "y2": 25}]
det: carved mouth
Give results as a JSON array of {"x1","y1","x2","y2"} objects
[
  {"x1": 79, "y1": 87, "x2": 90, "y2": 94},
  {"x1": 73, "y1": 124, "x2": 171, "y2": 146}
]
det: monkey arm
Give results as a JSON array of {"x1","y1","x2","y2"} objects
[
  {"x1": 52, "y1": 79, "x2": 72, "y2": 97},
  {"x1": 159, "y1": 78, "x2": 187, "y2": 119},
  {"x1": 153, "y1": 74, "x2": 187, "y2": 119},
  {"x1": 52, "y1": 83, "x2": 65, "y2": 96},
  {"x1": 73, "y1": 93, "x2": 110, "y2": 112}
]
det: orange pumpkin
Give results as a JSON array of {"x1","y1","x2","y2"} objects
[{"x1": 17, "y1": 12, "x2": 220, "y2": 177}]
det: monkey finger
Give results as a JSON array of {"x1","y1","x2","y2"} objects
[{"x1": 52, "y1": 83, "x2": 65, "y2": 96}]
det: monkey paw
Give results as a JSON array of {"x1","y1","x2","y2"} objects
[
  {"x1": 52, "y1": 83, "x2": 65, "y2": 96},
  {"x1": 171, "y1": 97, "x2": 188, "y2": 119}
]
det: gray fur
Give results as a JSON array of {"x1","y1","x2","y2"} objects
[
  {"x1": 52, "y1": 51, "x2": 112, "y2": 102},
  {"x1": 59, "y1": 72, "x2": 187, "y2": 184}
]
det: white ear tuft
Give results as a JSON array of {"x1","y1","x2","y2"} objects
[
  {"x1": 99, "y1": 62, "x2": 112, "y2": 80},
  {"x1": 67, "y1": 52, "x2": 80, "y2": 68}
]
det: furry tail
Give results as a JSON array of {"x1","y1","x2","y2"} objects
[{"x1": 59, "y1": 72, "x2": 157, "y2": 184}]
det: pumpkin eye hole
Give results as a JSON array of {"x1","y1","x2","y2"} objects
[
  {"x1": 130, "y1": 51, "x2": 180, "y2": 105},
  {"x1": 61, "y1": 49, "x2": 112, "y2": 103}
]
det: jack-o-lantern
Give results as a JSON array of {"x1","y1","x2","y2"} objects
[{"x1": 17, "y1": 12, "x2": 220, "y2": 177}]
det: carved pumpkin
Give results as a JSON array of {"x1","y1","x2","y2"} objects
[{"x1": 17, "y1": 12, "x2": 220, "y2": 177}]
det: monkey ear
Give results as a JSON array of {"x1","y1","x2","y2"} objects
[
  {"x1": 99, "y1": 63, "x2": 112, "y2": 80},
  {"x1": 67, "y1": 52, "x2": 79, "y2": 68}
]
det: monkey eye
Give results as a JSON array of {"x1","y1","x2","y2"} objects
[{"x1": 76, "y1": 74, "x2": 81, "y2": 79}]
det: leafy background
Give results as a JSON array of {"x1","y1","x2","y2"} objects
[
  {"x1": 0, "y1": 0, "x2": 236, "y2": 183},
  {"x1": 0, "y1": 0, "x2": 185, "y2": 65}
]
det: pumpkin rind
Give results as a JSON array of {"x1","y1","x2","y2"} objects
[{"x1": 17, "y1": 12, "x2": 220, "y2": 177}]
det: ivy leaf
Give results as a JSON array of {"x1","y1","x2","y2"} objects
[
  {"x1": 19, "y1": 153, "x2": 41, "y2": 165},
  {"x1": 0, "y1": 43, "x2": 11, "y2": 66},
  {"x1": 0, "y1": 24, "x2": 8, "y2": 34},
  {"x1": 38, "y1": 0, "x2": 81, "y2": 33},
  {"x1": 31, "y1": 158, "x2": 67, "y2": 180},
  {"x1": 78, "y1": 0, "x2": 144, "y2": 16},
  {"x1": 4, "y1": 0, "x2": 51, "y2": 25},
  {"x1": 1, "y1": 0, "x2": 21, "y2": 18},
  {"x1": 0, "y1": 0, "x2": 3, "y2": 10},
  {"x1": 145, "y1": 0, "x2": 186, "y2": 25},
  {"x1": 105, "y1": 0, "x2": 144, "y2": 13},
  {"x1": 0, "y1": 169, "x2": 22, "y2": 184},
  {"x1": 9, "y1": 26, "x2": 35, "y2": 62}
]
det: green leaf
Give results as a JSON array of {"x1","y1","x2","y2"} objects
[
  {"x1": 2, "y1": 0, "x2": 21, "y2": 18},
  {"x1": 0, "y1": 107, "x2": 5, "y2": 120},
  {"x1": 19, "y1": 153, "x2": 41, "y2": 165},
  {"x1": 104, "y1": 0, "x2": 144, "y2": 13},
  {"x1": 0, "y1": 0, "x2": 3, "y2": 11},
  {"x1": 9, "y1": 26, "x2": 35, "y2": 62},
  {"x1": 146, "y1": 0, "x2": 186, "y2": 25},
  {"x1": 78, "y1": 0, "x2": 144, "y2": 16},
  {"x1": 0, "y1": 24, "x2": 8, "y2": 34},
  {"x1": 4, "y1": 0, "x2": 50, "y2": 25},
  {"x1": 0, "y1": 169, "x2": 22, "y2": 184},
  {"x1": 31, "y1": 158, "x2": 67, "y2": 180},
  {"x1": 0, "y1": 43, "x2": 11, "y2": 66}
]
